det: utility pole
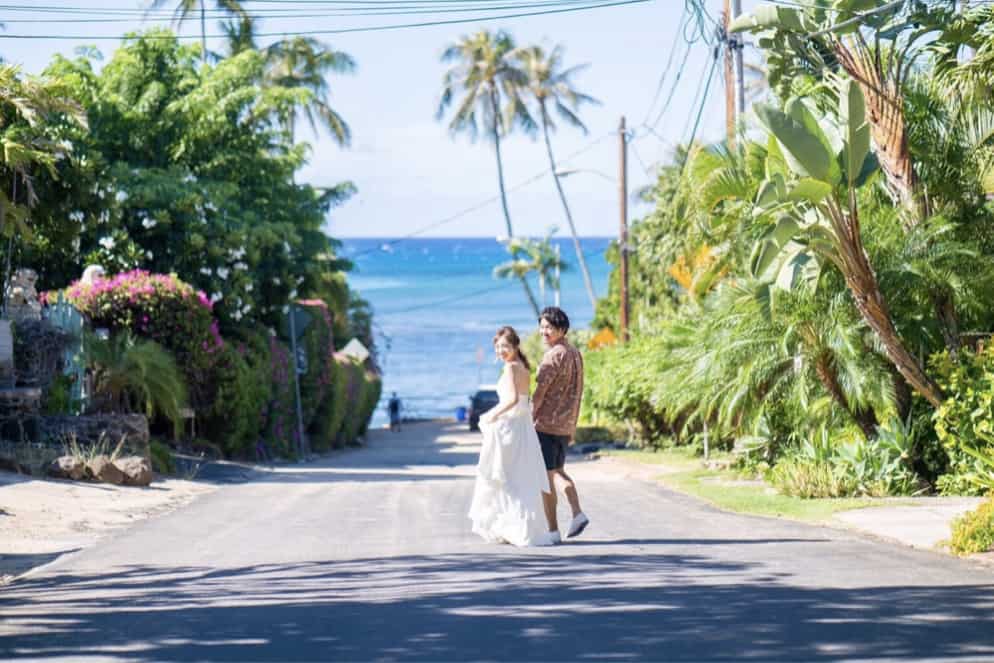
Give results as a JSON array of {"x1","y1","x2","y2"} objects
[
  {"x1": 723, "y1": 0, "x2": 736, "y2": 147},
  {"x1": 733, "y1": 0, "x2": 745, "y2": 115},
  {"x1": 618, "y1": 116, "x2": 630, "y2": 344}
]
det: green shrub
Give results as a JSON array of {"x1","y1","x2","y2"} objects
[
  {"x1": 949, "y1": 497, "x2": 994, "y2": 555},
  {"x1": 263, "y1": 336, "x2": 297, "y2": 458},
  {"x1": 769, "y1": 421, "x2": 921, "y2": 498},
  {"x1": 358, "y1": 369, "x2": 382, "y2": 436},
  {"x1": 582, "y1": 339, "x2": 674, "y2": 446},
  {"x1": 932, "y1": 347, "x2": 994, "y2": 495},
  {"x1": 149, "y1": 439, "x2": 176, "y2": 475},
  {"x1": 334, "y1": 360, "x2": 381, "y2": 445},
  {"x1": 308, "y1": 357, "x2": 341, "y2": 451},
  {"x1": 42, "y1": 374, "x2": 74, "y2": 415},
  {"x1": 200, "y1": 336, "x2": 270, "y2": 457},
  {"x1": 768, "y1": 456, "x2": 856, "y2": 498},
  {"x1": 297, "y1": 301, "x2": 336, "y2": 430},
  {"x1": 338, "y1": 358, "x2": 366, "y2": 444},
  {"x1": 575, "y1": 425, "x2": 629, "y2": 445}
]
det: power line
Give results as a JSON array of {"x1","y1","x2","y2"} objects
[
  {"x1": 375, "y1": 245, "x2": 610, "y2": 316},
  {"x1": 639, "y1": 1, "x2": 687, "y2": 127},
  {"x1": 679, "y1": 42, "x2": 719, "y2": 144},
  {"x1": 682, "y1": 43, "x2": 721, "y2": 169},
  {"x1": 0, "y1": 0, "x2": 608, "y2": 20},
  {"x1": 0, "y1": 0, "x2": 652, "y2": 39},
  {"x1": 348, "y1": 132, "x2": 613, "y2": 258}
]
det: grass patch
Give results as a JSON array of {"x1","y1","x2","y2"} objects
[{"x1": 602, "y1": 447, "x2": 878, "y2": 523}]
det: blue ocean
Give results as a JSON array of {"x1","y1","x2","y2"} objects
[{"x1": 340, "y1": 237, "x2": 613, "y2": 427}]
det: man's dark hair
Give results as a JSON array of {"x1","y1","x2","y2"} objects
[{"x1": 539, "y1": 307, "x2": 570, "y2": 333}]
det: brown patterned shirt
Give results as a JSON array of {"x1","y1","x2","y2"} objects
[{"x1": 532, "y1": 339, "x2": 584, "y2": 438}]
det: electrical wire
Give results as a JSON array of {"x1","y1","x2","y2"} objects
[
  {"x1": 374, "y1": 245, "x2": 610, "y2": 316},
  {"x1": 0, "y1": 0, "x2": 652, "y2": 39},
  {"x1": 681, "y1": 44, "x2": 720, "y2": 169},
  {"x1": 0, "y1": 0, "x2": 611, "y2": 20},
  {"x1": 348, "y1": 132, "x2": 612, "y2": 259}
]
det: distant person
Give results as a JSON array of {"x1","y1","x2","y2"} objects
[
  {"x1": 388, "y1": 393, "x2": 402, "y2": 432},
  {"x1": 532, "y1": 307, "x2": 588, "y2": 542},
  {"x1": 468, "y1": 326, "x2": 555, "y2": 547}
]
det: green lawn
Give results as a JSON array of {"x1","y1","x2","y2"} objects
[{"x1": 602, "y1": 448, "x2": 879, "y2": 523}]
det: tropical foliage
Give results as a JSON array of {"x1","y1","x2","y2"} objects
[
  {"x1": 585, "y1": 0, "x2": 994, "y2": 497},
  {"x1": 0, "y1": 23, "x2": 378, "y2": 459}
]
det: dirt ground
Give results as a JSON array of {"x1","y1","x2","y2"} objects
[{"x1": 0, "y1": 471, "x2": 214, "y2": 583}]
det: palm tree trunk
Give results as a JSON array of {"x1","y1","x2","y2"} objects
[
  {"x1": 833, "y1": 39, "x2": 918, "y2": 221},
  {"x1": 828, "y1": 200, "x2": 944, "y2": 408},
  {"x1": 931, "y1": 290, "x2": 961, "y2": 357},
  {"x1": 814, "y1": 352, "x2": 878, "y2": 438},
  {"x1": 541, "y1": 103, "x2": 598, "y2": 312},
  {"x1": 491, "y1": 88, "x2": 540, "y2": 319}
]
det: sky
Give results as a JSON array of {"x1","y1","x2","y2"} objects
[{"x1": 0, "y1": 0, "x2": 763, "y2": 238}]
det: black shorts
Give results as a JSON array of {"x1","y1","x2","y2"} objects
[{"x1": 537, "y1": 431, "x2": 569, "y2": 471}]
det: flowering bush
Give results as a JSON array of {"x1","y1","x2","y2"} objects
[
  {"x1": 264, "y1": 336, "x2": 298, "y2": 458},
  {"x1": 64, "y1": 269, "x2": 223, "y2": 411}
]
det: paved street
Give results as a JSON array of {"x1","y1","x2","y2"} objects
[{"x1": 2, "y1": 422, "x2": 994, "y2": 661}]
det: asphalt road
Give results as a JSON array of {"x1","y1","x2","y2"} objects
[{"x1": 2, "y1": 421, "x2": 994, "y2": 662}]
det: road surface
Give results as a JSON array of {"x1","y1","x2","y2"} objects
[{"x1": 2, "y1": 422, "x2": 993, "y2": 661}]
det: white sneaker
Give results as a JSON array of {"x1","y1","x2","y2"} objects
[
  {"x1": 567, "y1": 513, "x2": 589, "y2": 538},
  {"x1": 549, "y1": 531, "x2": 562, "y2": 545}
]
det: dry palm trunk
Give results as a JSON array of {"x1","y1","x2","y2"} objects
[
  {"x1": 827, "y1": 199, "x2": 944, "y2": 407},
  {"x1": 835, "y1": 39, "x2": 962, "y2": 358},
  {"x1": 834, "y1": 39, "x2": 919, "y2": 220}
]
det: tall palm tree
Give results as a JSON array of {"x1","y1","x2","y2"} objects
[
  {"x1": 516, "y1": 44, "x2": 600, "y2": 312},
  {"x1": 437, "y1": 30, "x2": 539, "y2": 316},
  {"x1": 145, "y1": 0, "x2": 246, "y2": 65},
  {"x1": 265, "y1": 37, "x2": 356, "y2": 146}
]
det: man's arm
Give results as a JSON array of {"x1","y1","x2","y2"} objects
[
  {"x1": 569, "y1": 352, "x2": 584, "y2": 440},
  {"x1": 531, "y1": 348, "x2": 562, "y2": 414}
]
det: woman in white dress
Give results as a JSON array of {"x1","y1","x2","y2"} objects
[{"x1": 468, "y1": 326, "x2": 555, "y2": 547}]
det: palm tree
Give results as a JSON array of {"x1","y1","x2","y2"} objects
[
  {"x1": 145, "y1": 0, "x2": 246, "y2": 65},
  {"x1": 264, "y1": 36, "x2": 356, "y2": 146},
  {"x1": 216, "y1": 14, "x2": 256, "y2": 59},
  {"x1": 505, "y1": 229, "x2": 569, "y2": 307},
  {"x1": 516, "y1": 44, "x2": 600, "y2": 312},
  {"x1": 493, "y1": 242, "x2": 540, "y2": 317},
  {"x1": 437, "y1": 30, "x2": 540, "y2": 315},
  {"x1": 83, "y1": 332, "x2": 189, "y2": 435}
]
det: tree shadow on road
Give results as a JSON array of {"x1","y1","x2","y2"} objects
[{"x1": 2, "y1": 550, "x2": 993, "y2": 661}]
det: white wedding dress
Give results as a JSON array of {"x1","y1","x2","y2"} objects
[{"x1": 468, "y1": 367, "x2": 554, "y2": 547}]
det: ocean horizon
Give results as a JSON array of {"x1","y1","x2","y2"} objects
[{"x1": 340, "y1": 237, "x2": 613, "y2": 428}]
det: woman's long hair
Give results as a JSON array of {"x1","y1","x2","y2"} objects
[{"x1": 493, "y1": 325, "x2": 530, "y2": 371}]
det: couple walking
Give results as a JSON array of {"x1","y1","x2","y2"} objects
[{"x1": 469, "y1": 307, "x2": 588, "y2": 547}]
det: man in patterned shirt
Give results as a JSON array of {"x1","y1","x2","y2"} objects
[{"x1": 532, "y1": 307, "x2": 588, "y2": 543}]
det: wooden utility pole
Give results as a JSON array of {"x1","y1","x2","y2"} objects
[
  {"x1": 733, "y1": 0, "x2": 745, "y2": 115},
  {"x1": 619, "y1": 116, "x2": 630, "y2": 343},
  {"x1": 723, "y1": 0, "x2": 736, "y2": 147}
]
